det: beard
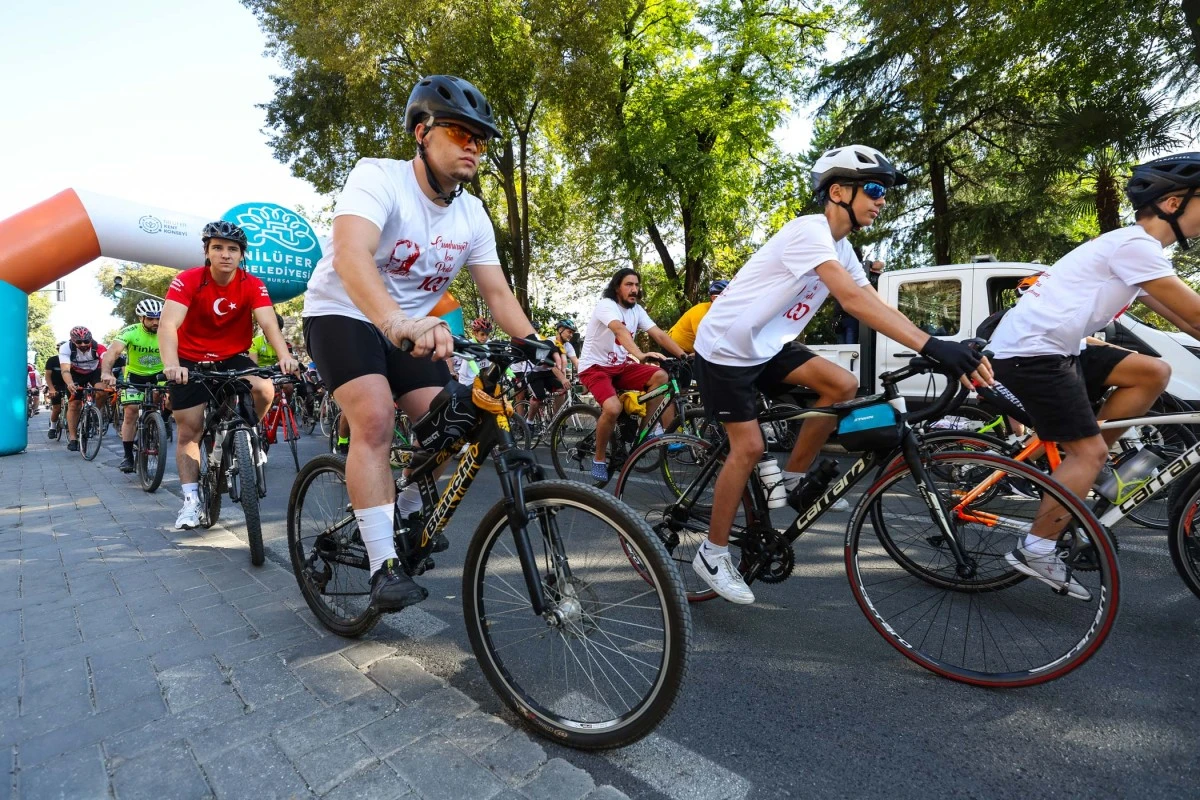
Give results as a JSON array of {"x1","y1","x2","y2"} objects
[{"x1": 617, "y1": 293, "x2": 639, "y2": 309}]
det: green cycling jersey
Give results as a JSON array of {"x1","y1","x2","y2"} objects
[
  {"x1": 116, "y1": 323, "x2": 162, "y2": 377},
  {"x1": 251, "y1": 333, "x2": 278, "y2": 367}
]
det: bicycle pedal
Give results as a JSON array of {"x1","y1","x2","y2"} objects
[{"x1": 411, "y1": 557, "x2": 435, "y2": 576}]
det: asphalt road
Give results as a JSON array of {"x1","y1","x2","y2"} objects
[{"x1": 73, "y1": 416, "x2": 1199, "y2": 800}]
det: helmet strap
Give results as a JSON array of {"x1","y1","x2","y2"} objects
[
  {"x1": 834, "y1": 184, "x2": 863, "y2": 232},
  {"x1": 416, "y1": 137, "x2": 464, "y2": 206},
  {"x1": 1154, "y1": 187, "x2": 1197, "y2": 250}
]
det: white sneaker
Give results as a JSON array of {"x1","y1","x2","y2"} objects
[
  {"x1": 830, "y1": 497, "x2": 851, "y2": 512},
  {"x1": 1005, "y1": 544, "x2": 1091, "y2": 601},
  {"x1": 175, "y1": 498, "x2": 201, "y2": 530},
  {"x1": 692, "y1": 547, "x2": 755, "y2": 604}
]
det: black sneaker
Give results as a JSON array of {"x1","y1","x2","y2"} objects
[
  {"x1": 47, "y1": 428, "x2": 57, "y2": 440},
  {"x1": 118, "y1": 457, "x2": 136, "y2": 473},
  {"x1": 67, "y1": 440, "x2": 79, "y2": 452},
  {"x1": 369, "y1": 558, "x2": 428, "y2": 613}
]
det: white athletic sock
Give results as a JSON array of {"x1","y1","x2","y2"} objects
[
  {"x1": 1022, "y1": 533, "x2": 1057, "y2": 556},
  {"x1": 181, "y1": 483, "x2": 198, "y2": 503},
  {"x1": 355, "y1": 504, "x2": 397, "y2": 575},
  {"x1": 700, "y1": 540, "x2": 728, "y2": 557},
  {"x1": 396, "y1": 485, "x2": 423, "y2": 516},
  {"x1": 781, "y1": 470, "x2": 805, "y2": 491}
]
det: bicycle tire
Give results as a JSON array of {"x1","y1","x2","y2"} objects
[
  {"x1": 848, "y1": 450, "x2": 1119, "y2": 687},
  {"x1": 463, "y1": 479, "x2": 690, "y2": 749},
  {"x1": 81, "y1": 406, "x2": 103, "y2": 461},
  {"x1": 302, "y1": 398, "x2": 318, "y2": 435},
  {"x1": 1167, "y1": 473, "x2": 1200, "y2": 599},
  {"x1": 328, "y1": 409, "x2": 344, "y2": 454},
  {"x1": 283, "y1": 407, "x2": 301, "y2": 471},
  {"x1": 549, "y1": 403, "x2": 604, "y2": 482},
  {"x1": 229, "y1": 429, "x2": 265, "y2": 566},
  {"x1": 138, "y1": 411, "x2": 168, "y2": 492},
  {"x1": 508, "y1": 413, "x2": 533, "y2": 451},
  {"x1": 318, "y1": 395, "x2": 333, "y2": 437},
  {"x1": 905, "y1": 429, "x2": 1020, "y2": 506},
  {"x1": 614, "y1": 433, "x2": 749, "y2": 603},
  {"x1": 198, "y1": 437, "x2": 222, "y2": 529},
  {"x1": 287, "y1": 454, "x2": 380, "y2": 637}
]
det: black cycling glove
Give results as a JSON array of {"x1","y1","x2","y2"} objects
[{"x1": 919, "y1": 337, "x2": 983, "y2": 378}]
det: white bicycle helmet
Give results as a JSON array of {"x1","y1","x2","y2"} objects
[
  {"x1": 810, "y1": 145, "x2": 908, "y2": 194},
  {"x1": 135, "y1": 298, "x2": 163, "y2": 318}
]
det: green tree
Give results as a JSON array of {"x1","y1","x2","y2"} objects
[
  {"x1": 96, "y1": 262, "x2": 176, "y2": 327},
  {"x1": 27, "y1": 292, "x2": 57, "y2": 367}
]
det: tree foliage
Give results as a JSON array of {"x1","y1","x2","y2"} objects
[
  {"x1": 96, "y1": 262, "x2": 177, "y2": 328},
  {"x1": 27, "y1": 292, "x2": 57, "y2": 367}
]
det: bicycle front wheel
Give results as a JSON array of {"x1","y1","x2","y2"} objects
[
  {"x1": 848, "y1": 450, "x2": 1119, "y2": 687},
  {"x1": 232, "y1": 429, "x2": 265, "y2": 566},
  {"x1": 464, "y1": 480, "x2": 690, "y2": 749},
  {"x1": 81, "y1": 406, "x2": 103, "y2": 461},
  {"x1": 288, "y1": 455, "x2": 379, "y2": 637},
  {"x1": 138, "y1": 411, "x2": 168, "y2": 492},
  {"x1": 549, "y1": 403, "x2": 602, "y2": 481}
]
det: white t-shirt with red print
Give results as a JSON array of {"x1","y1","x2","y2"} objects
[
  {"x1": 579, "y1": 299, "x2": 656, "y2": 372},
  {"x1": 303, "y1": 158, "x2": 501, "y2": 321},
  {"x1": 166, "y1": 267, "x2": 274, "y2": 362},
  {"x1": 695, "y1": 214, "x2": 867, "y2": 367}
]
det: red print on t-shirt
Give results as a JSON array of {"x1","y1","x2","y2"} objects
[{"x1": 385, "y1": 239, "x2": 421, "y2": 276}]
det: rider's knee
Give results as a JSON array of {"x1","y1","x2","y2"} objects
[
  {"x1": 600, "y1": 396, "x2": 622, "y2": 419},
  {"x1": 831, "y1": 372, "x2": 858, "y2": 401},
  {"x1": 1068, "y1": 436, "x2": 1110, "y2": 471},
  {"x1": 650, "y1": 369, "x2": 668, "y2": 386},
  {"x1": 726, "y1": 426, "x2": 765, "y2": 463},
  {"x1": 346, "y1": 403, "x2": 393, "y2": 446},
  {"x1": 1146, "y1": 357, "x2": 1171, "y2": 391}
]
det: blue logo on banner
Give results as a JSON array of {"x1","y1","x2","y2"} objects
[{"x1": 222, "y1": 202, "x2": 321, "y2": 302}]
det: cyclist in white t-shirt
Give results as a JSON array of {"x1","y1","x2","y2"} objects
[
  {"x1": 988, "y1": 152, "x2": 1200, "y2": 599},
  {"x1": 578, "y1": 268, "x2": 689, "y2": 483},
  {"x1": 692, "y1": 144, "x2": 992, "y2": 604},
  {"x1": 302, "y1": 75, "x2": 556, "y2": 615}
]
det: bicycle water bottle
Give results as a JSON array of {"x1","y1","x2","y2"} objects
[
  {"x1": 754, "y1": 456, "x2": 789, "y2": 509},
  {"x1": 793, "y1": 458, "x2": 840, "y2": 510},
  {"x1": 1096, "y1": 444, "x2": 1166, "y2": 502}
]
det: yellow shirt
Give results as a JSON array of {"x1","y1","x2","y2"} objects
[{"x1": 668, "y1": 302, "x2": 712, "y2": 354}]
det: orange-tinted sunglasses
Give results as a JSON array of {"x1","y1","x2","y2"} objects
[{"x1": 431, "y1": 121, "x2": 489, "y2": 154}]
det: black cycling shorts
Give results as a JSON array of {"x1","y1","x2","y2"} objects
[
  {"x1": 303, "y1": 315, "x2": 450, "y2": 398},
  {"x1": 991, "y1": 347, "x2": 1131, "y2": 442},
  {"x1": 169, "y1": 355, "x2": 257, "y2": 411},
  {"x1": 524, "y1": 370, "x2": 565, "y2": 401},
  {"x1": 694, "y1": 342, "x2": 819, "y2": 423}
]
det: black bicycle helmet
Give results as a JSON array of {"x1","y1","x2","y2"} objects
[
  {"x1": 1127, "y1": 152, "x2": 1200, "y2": 249},
  {"x1": 404, "y1": 75, "x2": 501, "y2": 140},
  {"x1": 201, "y1": 220, "x2": 248, "y2": 250}
]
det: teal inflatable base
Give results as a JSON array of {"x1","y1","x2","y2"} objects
[{"x1": 0, "y1": 280, "x2": 28, "y2": 455}]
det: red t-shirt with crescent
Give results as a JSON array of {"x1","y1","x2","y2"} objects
[{"x1": 166, "y1": 267, "x2": 274, "y2": 362}]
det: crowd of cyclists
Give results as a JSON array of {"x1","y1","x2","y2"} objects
[{"x1": 24, "y1": 71, "x2": 1200, "y2": 746}]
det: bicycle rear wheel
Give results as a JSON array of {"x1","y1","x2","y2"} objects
[
  {"x1": 283, "y1": 407, "x2": 301, "y2": 471},
  {"x1": 81, "y1": 406, "x2": 102, "y2": 461},
  {"x1": 288, "y1": 455, "x2": 379, "y2": 636},
  {"x1": 463, "y1": 480, "x2": 690, "y2": 749},
  {"x1": 848, "y1": 451, "x2": 1119, "y2": 687},
  {"x1": 1168, "y1": 476, "x2": 1200, "y2": 599},
  {"x1": 232, "y1": 430, "x2": 265, "y2": 566},
  {"x1": 198, "y1": 437, "x2": 222, "y2": 528},
  {"x1": 614, "y1": 434, "x2": 745, "y2": 602},
  {"x1": 1121, "y1": 422, "x2": 1196, "y2": 530},
  {"x1": 137, "y1": 411, "x2": 168, "y2": 492}
]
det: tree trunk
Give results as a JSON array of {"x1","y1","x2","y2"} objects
[
  {"x1": 497, "y1": 140, "x2": 527, "y2": 313},
  {"x1": 929, "y1": 154, "x2": 952, "y2": 265},
  {"x1": 1185, "y1": 0, "x2": 1200, "y2": 68},
  {"x1": 1094, "y1": 164, "x2": 1122, "y2": 233}
]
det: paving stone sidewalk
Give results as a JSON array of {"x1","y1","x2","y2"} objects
[{"x1": 0, "y1": 421, "x2": 629, "y2": 800}]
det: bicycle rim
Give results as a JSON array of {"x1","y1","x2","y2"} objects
[
  {"x1": 285, "y1": 408, "x2": 301, "y2": 471},
  {"x1": 287, "y1": 455, "x2": 379, "y2": 636},
  {"x1": 1169, "y1": 480, "x2": 1200, "y2": 599},
  {"x1": 847, "y1": 451, "x2": 1119, "y2": 687},
  {"x1": 464, "y1": 481, "x2": 689, "y2": 749},
  {"x1": 550, "y1": 404, "x2": 601, "y2": 481},
  {"x1": 140, "y1": 412, "x2": 167, "y2": 492},
  {"x1": 233, "y1": 430, "x2": 265, "y2": 566}
]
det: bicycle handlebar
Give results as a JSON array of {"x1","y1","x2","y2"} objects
[
  {"x1": 880, "y1": 338, "x2": 988, "y2": 425},
  {"x1": 176, "y1": 366, "x2": 281, "y2": 384},
  {"x1": 398, "y1": 334, "x2": 558, "y2": 370}
]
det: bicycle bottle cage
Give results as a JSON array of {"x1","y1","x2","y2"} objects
[
  {"x1": 836, "y1": 403, "x2": 901, "y2": 451},
  {"x1": 413, "y1": 381, "x2": 479, "y2": 453}
]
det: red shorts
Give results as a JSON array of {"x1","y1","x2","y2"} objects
[{"x1": 579, "y1": 362, "x2": 663, "y2": 406}]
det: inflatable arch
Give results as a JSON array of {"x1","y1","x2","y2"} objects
[{"x1": 0, "y1": 189, "x2": 462, "y2": 456}]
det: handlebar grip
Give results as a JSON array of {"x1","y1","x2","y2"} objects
[{"x1": 398, "y1": 340, "x2": 414, "y2": 353}]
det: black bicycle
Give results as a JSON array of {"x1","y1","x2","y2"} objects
[
  {"x1": 74, "y1": 384, "x2": 108, "y2": 461},
  {"x1": 114, "y1": 380, "x2": 170, "y2": 492},
  {"x1": 548, "y1": 358, "x2": 703, "y2": 486},
  {"x1": 184, "y1": 366, "x2": 276, "y2": 566},
  {"x1": 287, "y1": 335, "x2": 690, "y2": 749},
  {"x1": 615, "y1": 355, "x2": 1120, "y2": 687}
]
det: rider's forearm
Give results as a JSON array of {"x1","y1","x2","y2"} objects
[
  {"x1": 841, "y1": 290, "x2": 931, "y2": 352},
  {"x1": 612, "y1": 327, "x2": 645, "y2": 361},
  {"x1": 158, "y1": 322, "x2": 180, "y2": 369},
  {"x1": 333, "y1": 248, "x2": 401, "y2": 329}
]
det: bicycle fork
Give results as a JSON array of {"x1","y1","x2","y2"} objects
[
  {"x1": 898, "y1": 432, "x2": 979, "y2": 578},
  {"x1": 494, "y1": 448, "x2": 556, "y2": 617}
]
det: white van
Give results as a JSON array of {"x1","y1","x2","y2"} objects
[{"x1": 803, "y1": 261, "x2": 1200, "y2": 408}]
